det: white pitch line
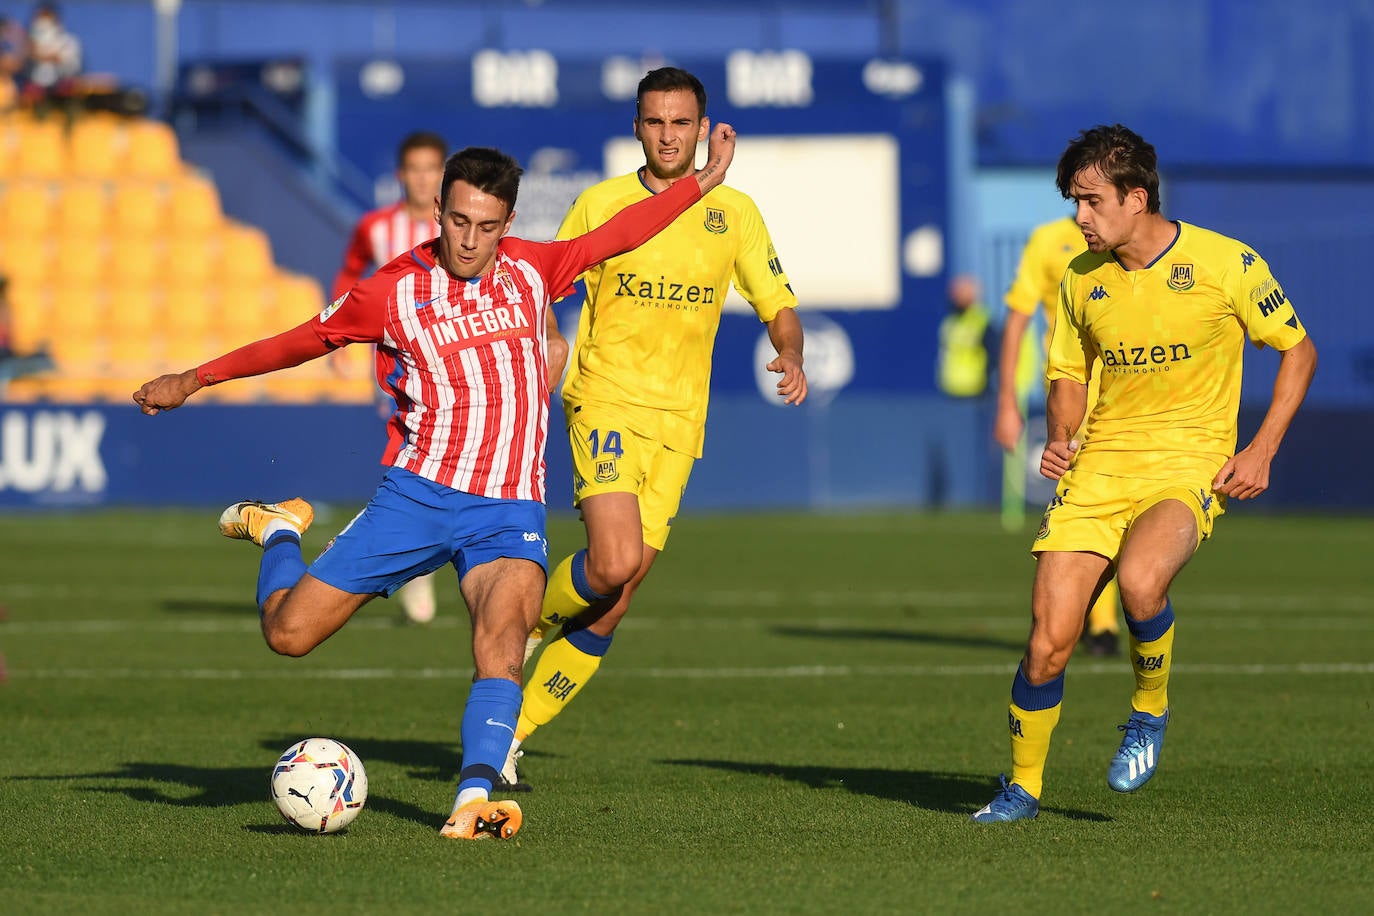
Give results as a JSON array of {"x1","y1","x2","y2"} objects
[
  {"x1": 3, "y1": 583, "x2": 1371, "y2": 613},
  {"x1": 5, "y1": 615, "x2": 1374, "y2": 637},
  {"x1": 6, "y1": 662, "x2": 1374, "y2": 681}
]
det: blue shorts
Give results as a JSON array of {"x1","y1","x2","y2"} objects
[{"x1": 309, "y1": 467, "x2": 548, "y2": 597}]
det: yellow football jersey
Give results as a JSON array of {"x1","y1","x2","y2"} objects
[
  {"x1": 1048, "y1": 221, "x2": 1308, "y2": 479},
  {"x1": 1005, "y1": 216, "x2": 1084, "y2": 350},
  {"x1": 556, "y1": 171, "x2": 796, "y2": 457}
]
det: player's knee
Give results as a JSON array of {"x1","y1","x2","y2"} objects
[
  {"x1": 1116, "y1": 577, "x2": 1167, "y2": 621},
  {"x1": 262, "y1": 621, "x2": 317, "y2": 658},
  {"x1": 1024, "y1": 635, "x2": 1072, "y2": 682},
  {"x1": 585, "y1": 545, "x2": 640, "y2": 592}
]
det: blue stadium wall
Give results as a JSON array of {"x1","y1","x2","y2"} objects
[{"x1": 2, "y1": 1, "x2": 1371, "y2": 512}]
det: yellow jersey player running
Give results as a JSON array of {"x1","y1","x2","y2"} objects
[
  {"x1": 503, "y1": 67, "x2": 807, "y2": 788},
  {"x1": 972, "y1": 124, "x2": 1317, "y2": 823},
  {"x1": 994, "y1": 214, "x2": 1124, "y2": 656}
]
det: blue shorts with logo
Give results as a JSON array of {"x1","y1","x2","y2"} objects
[{"x1": 309, "y1": 467, "x2": 548, "y2": 597}]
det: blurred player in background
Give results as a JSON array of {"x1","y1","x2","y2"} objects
[
  {"x1": 972, "y1": 124, "x2": 1316, "y2": 823},
  {"x1": 994, "y1": 214, "x2": 1123, "y2": 656},
  {"x1": 133, "y1": 130, "x2": 739, "y2": 840},
  {"x1": 333, "y1": 130, "x2": 448, "y2": 625},
  {"x1": 505, "y1": 67, "x2": 806, "y2": 788}
]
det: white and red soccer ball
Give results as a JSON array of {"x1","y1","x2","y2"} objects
[{"x1": 270, "y1": 738, "x2": 368, "y2": 834}]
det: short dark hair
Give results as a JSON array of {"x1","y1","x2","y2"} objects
[
  {"x1": 440, "y1": 147, "x2": 523, "y2": 214},
  {"x1": 1056, "y1": 124, "x2": 1161, "y2": 214},
  {"x1": 636, "y1": 67, "x2": 707, "y2": 120},
  {"x1": 397, "y1": 130, "x2": 448, "y2": 167}
]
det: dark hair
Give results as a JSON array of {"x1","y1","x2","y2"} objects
[
  {"x1": 1056, "y1": 124, "x2": 1160, "y2": 214},
  {"x1": 440, "y1": 147, "x2": 523, "y2": 214},
  {"x1": 636, "y1": 67, "x2": 707, "y2": 120},
  {"x1": 396, "y1": 130, "x2": 448, "y2": 167}
]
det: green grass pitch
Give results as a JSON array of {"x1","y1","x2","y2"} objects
[{"x1": 2, "y1": 507, "x2": 1372, "y2": 913}]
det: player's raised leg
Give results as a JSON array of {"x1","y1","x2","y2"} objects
[
  {"x1": 973, "y1": 550, "x2": 1110, "y2": 823},
  {"x1": 442, "y1": 553, "x2": 545, "y2": 840},
  {"x1": 397, "y1": 571, "x2": 438, "y2": 624},
  {"x1": 1107, "y1": 498, "x2": 1196, "y2": 792},
  {"x1": 219, "y1": 498, "x2": 373, "y2": 656}
]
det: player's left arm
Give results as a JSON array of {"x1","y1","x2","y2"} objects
[
  {"x1": 764, "y1": 306, "x2": 806, "y2": 405},
  {"x1": 1213, "y1": 335, "x2": 1317, "y2": 500},
  {"x1": 1212, "y1": 254, "x2": 1317, "y2": 499}
]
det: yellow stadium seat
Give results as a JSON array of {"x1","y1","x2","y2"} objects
[
  {"x1": 112, "y1": 180, "x2": 166, "y2": 236},
  {"x1": 1, "y1": 181, "x2": 57, "y2": 235},
  {"x1": 107, "y1": 235, "x2": 162, "y2": 286},
  {"x1": 160, "y1": 285, "x2": 215, "y2": 340},
  {"x1": 13, "y1": 118, "x2": 68, "y2": 179},
  {"x1": 104, "y1": 283, "x2": 162, "y2": 338},
  {"x1": 163, "y1": 230, "x2": 218, "y2": 285},
  {"x1": 167, "y1": 175, "x2": 223, "y2": 235},
  {"x1": 68, "y1": 115, "x2": 127, "y2": 179},
  {"x1": 4, "y1": 278, "x2": 50, "y2": 352},
  {"x1": 49, "y1": 233, "x2": 109, "y2": 287},
  {"x1": 274, "y1": 272, "x2": 326, "y2": 320},
  {"x1": 57, "y1": 182, "x2": 112, "y2": 236},
  {"x1": 0, "y1": 235, "x2": 53, "y2": 284},
  {"x1": 49, "y1": 284, "x2": 106, "y2": 334},
  {"x1": 212, "y1": 282, "x2": 276, "y2": 345},
  {"x1": 125, "y1": 119, "x2": 181, "y2": 179},
  {"x1": 0, "y1": 118, "x2": 17, "y2": 178},
  {"x1": 219, "y1": 223, "x2": 274, "y2": 284},
  {"x1": 49, "y1": 334, "x2": 107, "y2": 370}
]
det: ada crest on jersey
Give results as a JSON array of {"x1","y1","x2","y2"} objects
[
  {"x1": 704, "y1": 207, "x2": 727, "y2": 234},
  {"x1": 1167, "y1": 263, "x2": 1194, "y2": 291},
  {"x1": 595, "y1": 458, "x2": 618, "y2": 483},
  {"x1": 320, "y1": 292, "x2": 348, "y2": 322}
]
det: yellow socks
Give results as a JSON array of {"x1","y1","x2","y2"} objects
[
  {"x1": 1008, "y1": 666, "x2": 1064, "y2": 800},
  {"x1": 516, "y1": 625, "x2": 613, "y2": 742},
  {"x1": 1126, "y1": 599, "x2": 1175, "y2": 717}
]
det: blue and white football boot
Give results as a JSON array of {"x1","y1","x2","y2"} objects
[
  {"x1": 1107, "y1": 709, "x2": 1169, "y2": 792},
  {"x1": 970, "y1": 774, "x2": 1039, "y2": 823}
]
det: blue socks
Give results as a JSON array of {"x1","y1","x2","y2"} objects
[
  {"x1": 457, "y1": 678, "x2": 523, "y2": 796},
  {"x1": 1126, "y1": 598, "x2": 1175, "y2": 642},
  {"x1": 257, "y1": 531, "x2": 306, "y2": 610},
  {"x1": 570, "y1": 549, "x2": 612, "y2": 603}
]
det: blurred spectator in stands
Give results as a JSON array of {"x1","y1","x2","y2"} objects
[
  {"x1": 21, "y1": 2, "x2": 81, "y2": 113},
  {"x1": 929, "y1": 273, "x2": 995, "y2": 506},
  {"x1": 0, "y1": 273, "x2": 55, "y2": 396},
  {"x1": 0, "y1": 15, "x2": 25, "y2": 110}
]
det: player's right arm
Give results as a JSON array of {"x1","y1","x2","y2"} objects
[
  {"x1": 1040, "y1": 274, "x2": 1091, "y2": 480},
  {"x1": 133, "y1": 282, "x2": 388, "y2": 415}
]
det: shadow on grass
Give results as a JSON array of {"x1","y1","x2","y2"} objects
[
  {"x1": 660, "y1": 759, "x2": 1110, "y2": 821},
  {"x1": 770, "y1": 624, "x2": 1026, "y2": 653},
  {"x1": 160, "y1": 598, "x2": 257, "y2": 615}
]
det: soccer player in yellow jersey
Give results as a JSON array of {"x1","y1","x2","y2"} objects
[
  {"x1": 502, "y1": 67, "x2": 807, "y2": 787},
  {"x1": 995, "y1": 215, "x2": 1124, "y2": 657},
  {"x1": 972, "y1": 125, "x2": 1317, "y2": 823}
]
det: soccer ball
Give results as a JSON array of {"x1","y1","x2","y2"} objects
[{"x1": 270, "y1": 738, "x2": 368, "y2": 834}]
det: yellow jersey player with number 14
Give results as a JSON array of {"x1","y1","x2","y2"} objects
[{"x1": 501, "y1": 67, "x2": 807, "y2": 790}]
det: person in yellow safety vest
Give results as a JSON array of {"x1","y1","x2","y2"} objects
[{"x1": 938, "y1": 274, "x2": 992, "y2": 398}]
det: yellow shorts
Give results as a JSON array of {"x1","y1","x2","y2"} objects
[
  {"x1": 567, "y1": 406, "x2": 694, "y2": 551},
  {"x1": 1032, "y1": 468, "x2": 1225, "y2": 562}
]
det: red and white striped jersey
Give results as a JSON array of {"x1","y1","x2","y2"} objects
[
  {"x1": 198, "y1": 177, "x2": 704, "y2": 503},
  {"x1": 332, "y1": 202, "x2": 437, "y2": 300}
]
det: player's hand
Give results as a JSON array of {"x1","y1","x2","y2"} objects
[
  {"x1": 1040, "y1": 438, "x2": 1078, "y2": 481},
  {"x1": 1211, "y1": 446, "x2": 1273, "y2": 500},
  {"x1": 767, "y1": 352, "x2": 807, "y2": 405},
  {"x1": 695, "y1": 122, "x2": 736, "y2": 193},
  {"x1": 993, "y1": 401, "x2": 1025, "y2": 452},
  {"x1": 132, "y1": 369, "x2": 202, "y2": 416}
]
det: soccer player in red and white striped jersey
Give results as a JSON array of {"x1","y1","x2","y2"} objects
[
  {"x1": 133, "y1": 126, "x2": 738, "y2": 841},
  {"x1": 333, "y1": 131, "x2": 448, "y2": 625}
]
